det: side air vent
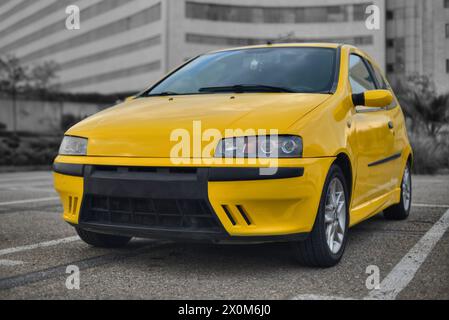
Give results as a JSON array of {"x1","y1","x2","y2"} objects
[
  {"x1": 222, "y1": 205, "x2": 237, "y2": 226},
  {"x1": 221, "y1": 205, "x2": 253, "y2": 226},
  {"x1": 236, "y1": 205, "x2": 252, "y2": 226},
  {"x1": 68, "y1": 196, "x2": 79, "y2": 215}
]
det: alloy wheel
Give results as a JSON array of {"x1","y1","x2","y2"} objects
[
  {"x1": 324, "y1": 178, "x2": 347, "y2": 254},
  {"x1": 402, "y1": 166, "x2": 412, "y2": 211}
]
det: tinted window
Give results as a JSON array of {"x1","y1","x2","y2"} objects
[
  {"x1": 147, "y1": 47, "x2": 337, "y2": 95},
  {"x1": 371, "y1": 65, "x2": 389, "y2": 89},
  {"x1": 349, "y1": 55, "x2": 376, "y2": 94}
]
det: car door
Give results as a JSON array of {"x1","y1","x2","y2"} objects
[
  {"x1": 369, "y1": 63, "x2": 406, "y2": 184},
  {"x1": 349, "y1": 54, "x2": 397, "y2": 209}
]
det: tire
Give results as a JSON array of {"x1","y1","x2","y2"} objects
[
  {"x1": 292, "y1": 164, "x2": 350, "y2": 268},
  {"x1": 384, "y1": 162, "x2": 412, "y2": 221},
  {"x1": 75, "y1": 227, "x2": 132, "y2": 248}
]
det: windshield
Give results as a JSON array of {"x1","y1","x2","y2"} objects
[{"x1": 146, "y1": 47, "x2": 338, "y2": 96}]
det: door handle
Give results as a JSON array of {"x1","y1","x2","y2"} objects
[{"x1": 388, "y1": 121, "x2": 394, "y2": 130}]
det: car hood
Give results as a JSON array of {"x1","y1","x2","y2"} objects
[{"x1": 67, "y1": 93, "x2": 330, "y2": 158}]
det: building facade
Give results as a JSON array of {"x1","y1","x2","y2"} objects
[
  {"x1": 1, "y1": 0, "x2": 424, "y2": 96},
  {"x1": 386, "y1": 0, "x2": 449, "y2": 93}
]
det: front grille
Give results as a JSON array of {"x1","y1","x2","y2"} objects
[{"x1": 82, "y1": 195, "x2": 221, "y2": 232}]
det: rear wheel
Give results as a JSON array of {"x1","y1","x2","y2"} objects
[
  {"x1": 292, "y1": 164, "x2": 349, "y2": 268},
  {"x1": 384, "y1": 163, "x2": 412, "y2": 221},
  {"x1": 76, "y1": 227, "x2": 132, "y2": 248}
]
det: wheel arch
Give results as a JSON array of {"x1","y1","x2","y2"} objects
[
  {"x1": 333, "y1": 152, "x2": 354, "y2": 204},
  {"x1": 406, "y1": 150, "x2": 414, "y2": 169}
]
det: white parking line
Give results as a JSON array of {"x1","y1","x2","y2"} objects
[
  {"x1": 1, "y1": 183, "x2": 53, "y2": 187},
  {"x1": 413, "y1": 203, "x2": 449, "y2": 209},
  {"x1": 0, "y1": 236, "x2": 80, "y2": 257},
  {"x1": 0, "y1": 260, "x2": 24, "y2": 267},
  {"x1": 0, "y1": 176, "x2": 52, "y2": 183},
  {"x1": 2, "y1": 187, "x2": 55, "y2": 193},
  {"x1": 0, "y1": 197, "x2": 59, "y2": 207},
  {"x1": 366, "y1": 208, "x2": 449, "y2": 300}
]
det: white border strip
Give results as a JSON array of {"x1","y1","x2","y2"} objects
[{"x1": 292, "y1": 294, "x2": 354, "y2": 300}]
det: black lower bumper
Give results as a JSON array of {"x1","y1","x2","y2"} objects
[
  {"x1": 74, "y1": 222, "x2": 308, "y2": 243},
  {"x1": 56, "y1": 163, "x2": 307, "y2": 243}
]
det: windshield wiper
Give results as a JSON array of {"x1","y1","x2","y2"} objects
[
  {"x1": 147, "y1": 91, "x2": 180, "y2": 97},
  {"x1": 198, "y1": 85, "x2": 296, "y2": 94}
]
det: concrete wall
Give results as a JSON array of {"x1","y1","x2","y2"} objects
[{"x1": 0, "y1": 98, "x2": 107, "y2": 133}]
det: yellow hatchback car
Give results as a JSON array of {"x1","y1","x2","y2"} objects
[{"x1": 54, "y1": 43, "x2": 413, "y2": 267}]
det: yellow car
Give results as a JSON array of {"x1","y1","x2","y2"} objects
[{"x1": 54, "y1": 43, "x2": 412, "y2": 267}]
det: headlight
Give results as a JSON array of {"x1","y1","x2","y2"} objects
[
  {"x1": 59, "y1": 136, "x2": 88, "y2": 156},
  {"x1": 215, "y1": 136, "x2": 302, "y2": 158}
]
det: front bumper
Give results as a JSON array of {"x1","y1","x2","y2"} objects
[{"x1": 53, "y1": 156, "x2": 334, "y2": 242}]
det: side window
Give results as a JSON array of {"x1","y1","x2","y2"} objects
[
  {"x1": 371, "y1": 65, "x2": 389, "y2": 90},
  {"x1": 349, "y1": 54, "x2": 377, "y2": 94}
]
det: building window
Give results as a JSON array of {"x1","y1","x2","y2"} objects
[
  {"x1": 186, "y1": 33, "x2": 373, "y2": 47},
  {"x1": 446, "y1": 59, "x2": 449, "y2": 73},
  {"x1": 386, "y1": 39, "x2": 395, "y2": 48},
  {"x1": 387, "y1": 64, "x2": 395, "y2": 73},
  {"x1": 186, "y1": 2, "x2": 367, "y2": 24},
  {"x1": 386, "y1": 10, "x2": 394, "y2": 20},
  {"x1": 444, "y1": 0, "x2": 449, "y2": 9},
  {"x1": 353, "y1": 3, "x2": 373, "y2": 21},
  {"x1": 446, "y1": 24, "x2": 449, "y2": 38}
]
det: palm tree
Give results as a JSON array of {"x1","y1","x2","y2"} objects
[
  {"x1": 398, "y1": 75, "x2": 449, "y2": 136},
  {"x1": 402, "y1": 92, "x2": 449, "y2": 136}
]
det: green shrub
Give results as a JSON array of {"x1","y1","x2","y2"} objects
[
  {"x1": 409, "y1": 133, "x2": 447, "y2": 174},
  {"x1": 0, "y1": 136, "x2": 60, "y2": 166}
]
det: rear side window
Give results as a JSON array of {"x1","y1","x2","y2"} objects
[
  {"x1": 371, "y1": 65, "x2": 389, "y2": 90},
  {"x1": 349, "y1": 54, "x2": 377, "y2": 94}
]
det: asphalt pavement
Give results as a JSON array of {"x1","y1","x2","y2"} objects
[{"x1": 0, "y1": 171, "x2": 448, "y2": 300}]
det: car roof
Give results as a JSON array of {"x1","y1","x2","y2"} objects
[{"x1": 208, "y1": 42, "x2": 342, "y2": 54}]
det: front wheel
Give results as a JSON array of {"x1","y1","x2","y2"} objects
[
  {"x1": 384, "y1": 163, "x2": 412, "y2": 221},
  {"x1": 76, "y1": 227, "x2": 132, "y2": 248},
  {"x1": 292, "y1": 164, "x2": 349, "y2": 268}
]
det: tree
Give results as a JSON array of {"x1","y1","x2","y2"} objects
[
  {"x1": 0, "y1": 55, "x2": 29, "y2": 134},
  {"x1": 397, "y1": 74, "x2": 449, "y2": 136},
  {"x1": 0, "y1": 56, "x2": 60, "y2": 134},
  {"x1": 30, "y1": 61, "x2": 60, "y2": 98}
]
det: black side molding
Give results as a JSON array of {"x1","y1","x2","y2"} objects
[
  {"x1": 209, "y1": 168, "x2": 304, "y2": 181},
  {"x1": 53, "y1": 163, "x2": 84, "y2": 177},
  {"x1": 368, "y1": 152, "x2": 402, "y2": 167}
]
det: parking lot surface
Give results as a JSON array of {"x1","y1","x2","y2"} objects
[{"x1": 0, "y1": 172, "x2": 448, "y2": 300}]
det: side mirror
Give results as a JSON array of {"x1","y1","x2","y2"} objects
[{"x1": 352, "y1": 89, "x2": 393, "y2": 108}]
